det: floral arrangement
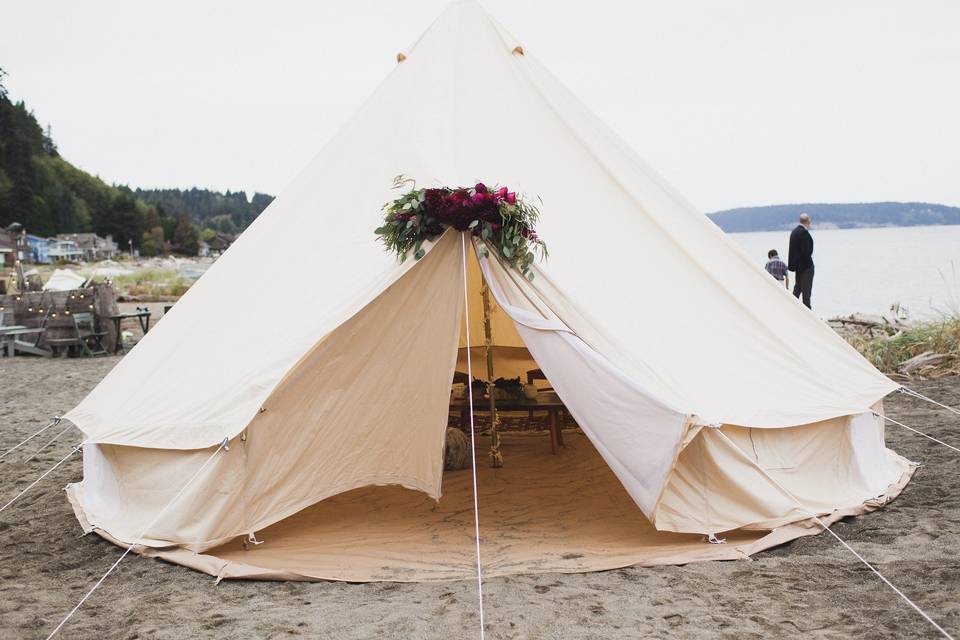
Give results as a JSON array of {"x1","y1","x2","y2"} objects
[{"x1": 375, "y1": 176, "x2": 547, "y2": 279}]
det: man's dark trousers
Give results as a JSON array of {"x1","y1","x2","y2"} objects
[{"x1": 793, "y1": 266, "x2": 814, "y2": 308}]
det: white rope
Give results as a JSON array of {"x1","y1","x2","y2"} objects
[
  {"x1": 809, "y1": 515, "x2": 955, "y2": 640},
  {"x1": 45, "y1": 438, "x2": 229, "y2": 640},
  {"x1": 714, "y1": 429, "x2": 953, "y2": 638},
  {"x1": 0, "y1": 444, "x2": 81, "y2": 513},
  {"x1": 899, "y1": 387, "x2": 960, "y2": 418},
  {"x1": 876, "y1": 412, "x2": 960, "y2": 454},
  {"x1": 460, "y1": 232, "x2": 486, "y2": 640},
  {"x1": 24, "y1": 423, "x2": 74, "y2": 463},
  {"x1": 0, "y1": 416, "x2": 60, "y2": 461}
]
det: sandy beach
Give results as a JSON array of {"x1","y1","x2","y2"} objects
[{"x1": 0, "y1": 356, "x2": 958, "y2": 639}]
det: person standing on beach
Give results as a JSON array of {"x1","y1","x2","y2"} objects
[
  {"x1": 788, "y1": 212, "x2": 814, "y2": 308},
  {"x1": 764, "y1": 249, "x2": 789, "y2": 289}
]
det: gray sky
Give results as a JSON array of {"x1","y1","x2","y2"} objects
[{"x1": 2, "y1": 0, "x2": 958, "y2": 211}]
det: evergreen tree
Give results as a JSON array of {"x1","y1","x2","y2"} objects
[
  {"x1": 171, "y1": 215, "x2": 199, "y2": 255},
  {"x1": 141, "y1": 226, "x2": 166, "y2": 256}
]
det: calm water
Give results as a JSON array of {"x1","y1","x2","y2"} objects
[{"x1": 727, "y1": 225, "x2": 960, "y2": 320}]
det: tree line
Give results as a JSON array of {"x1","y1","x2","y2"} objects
[{"x1": 0, "y1": 67, "x2": 273, "y2": 256}]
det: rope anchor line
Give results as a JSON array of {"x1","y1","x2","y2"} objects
[
  {"x1": 811, "y1": 515, "x2": 955, "y2": 640},
  {"x1": 45, "y1": 437, "x2": 230, "y2": 640},
  {"x1": 875, "y1": 412, "x2": 960, "y2": 455},
  {"x1": 898, "y1": 387, "x2": 960, "y2": 418},
  {"x1": 24, "y1": 423, "x2": 74, "y2": 463},
  {"x1": 0, "y1": 415, "x2": 61, "y2": 461},
  {"x1": 0, "y1": 443, "x2": 81, "y2": 514},
  {"x1": 460, "y1": 233, "x2": 486, "y2": 640}
]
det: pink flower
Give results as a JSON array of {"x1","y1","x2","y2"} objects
[
  {"x1": 496, "y1": 186, "x2": 509, "y2": 199},
  {"x1": 505, "y1": 192, "x2": 517, "y2": 205},
  {"x1": 474, "y1": 182, "x2": 488, "y2": 194}
]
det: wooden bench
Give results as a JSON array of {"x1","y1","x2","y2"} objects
[{"x1": 44, "y1": 313, "x2": 108, "y2": 357}]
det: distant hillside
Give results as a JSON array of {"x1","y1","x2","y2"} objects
[
  {"x1": 0, "y1": 67, "x2": 271, "y2": 255},
  {"x1": 0, "y1": 68, "x2": 152, "y2": 245},
  {"x1": 135, "y1": 188, "x2": 273, "y2": 236},
  {"x1": 708, "y1": 202, "x2": 960, "y2": 233}
]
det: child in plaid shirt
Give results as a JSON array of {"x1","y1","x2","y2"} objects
[{"x1": 765, "y1": 249, "x2": 789, "y2": 289}]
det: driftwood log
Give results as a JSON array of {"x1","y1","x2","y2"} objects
[
  {"x1": 828, "y1": 312, "x2": 910, "y2": 330},
  {"x1": 898, "y1": 350, "x2": 948, "y2": 374}
]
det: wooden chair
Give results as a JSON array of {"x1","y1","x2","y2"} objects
[
  {"x1": 526, "y1": 368, "x2": 570, "y2": 427},
  {"x1": 45, "y1": 312, "x2": 107, "y2": 357},
  {"x1": 526, "y1": 368, "x2": 553, "y2": 391}
]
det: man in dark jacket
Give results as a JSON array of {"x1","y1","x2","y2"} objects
[{"x1": 788, "y1": 213, "x2": 814, "y2": 308}]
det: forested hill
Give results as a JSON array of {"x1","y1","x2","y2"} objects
[
  {"x1": 708, "y1": 202, "x2": 960, "y2": 233},
  {"x1": 0, "y1": 67, "x2": 271, "y2": 255},
  {"x1": 0, "y1": 69, "x2": 150, "y2": 244},
  {"x1": 134, "y1": 188, "x2": 273, "y2": 236}
]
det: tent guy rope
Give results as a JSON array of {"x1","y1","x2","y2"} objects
[
  {"x1": 460, "y1": 232, "x2": 487, "y2": 640},
  {"x1": 0, "y1": 415, "x2": 61, "y2": 461},
  {"x1": 875, "y1": 412, "x2": 960, "y2": 454},
  {"x1": 711, "y1": 427, "x2": 953, "y2": 638},
  {"x1": 899, "y1": 387, "x2": 960, "y2": 418},
  {"x1": 45, "y1": 437, "x2": 230, "y2": 640},
  {"x1": 0, "y1": 443, "x2": 81, "y2": 514},
  {"x1": 24, "y1": 423, "x2": 74, "y2": 463},
  {"x1": 809, "y1": 515, "x2": 955, "y2": 640}
]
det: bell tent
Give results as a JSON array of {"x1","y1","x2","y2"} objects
[{"x1": 63, "y1": 0, "x2": 913, "y2": 581}]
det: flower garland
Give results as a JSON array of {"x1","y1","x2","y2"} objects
[{"x1": 375, "y1": 176, "x2": 547, "y2": 279}]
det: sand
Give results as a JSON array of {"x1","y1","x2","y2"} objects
[{"x1": 0, "y1": 356, "x2": 959, "y2": 639}]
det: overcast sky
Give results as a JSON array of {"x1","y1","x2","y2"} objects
[{"x1": 1, "y1": 0, "x2": 958, "y2": 212}]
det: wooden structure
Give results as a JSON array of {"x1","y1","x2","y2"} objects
[
  {"x1": 451, "y1": 392, "x2": 567, "y2": 455},
  {"x1": 0, "y1": 283, "x2": 119, "y2": 354}
]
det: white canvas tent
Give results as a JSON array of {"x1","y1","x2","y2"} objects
[{"x1": 63, "y1": 0, "x2": 913, "y2": 581}]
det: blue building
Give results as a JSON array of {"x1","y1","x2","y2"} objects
[{"x1": 27, "y1": 235, "x2": 50, "y2": 264}]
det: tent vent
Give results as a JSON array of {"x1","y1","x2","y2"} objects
[
  {"x1": 512, "y1": 46, "x2": 524, "y2": 56},
  {"x1": 396, "y1": 52, "x2": 407, "y2": 63}
]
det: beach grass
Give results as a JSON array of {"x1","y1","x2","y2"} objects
[
  {"x1": 845, "y1": 315, "x2": 960, "y2": 377},
  {"x1": 107, "y1": 269, "x2": 192, "y2": 298}
]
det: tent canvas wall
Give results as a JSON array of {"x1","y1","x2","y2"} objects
[{"x1": 63, "y1": 0, "x2": 912, "y2": 581}]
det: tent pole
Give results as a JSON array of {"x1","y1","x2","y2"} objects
[{"x1": 481, "y1": 280, "x2": 503, "y2": 467}]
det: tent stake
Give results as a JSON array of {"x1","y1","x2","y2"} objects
[{"x1": 481, "y1": 280, "x2": 503, "y2": 467}]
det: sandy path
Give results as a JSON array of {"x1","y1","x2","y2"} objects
[{"x1": 0, "y1": 356, "x2": 958, "y2": 639}]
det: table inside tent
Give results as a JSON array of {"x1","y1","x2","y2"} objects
[{"x1": 450, "y1": 391, "x2": 567, "y2": 454}]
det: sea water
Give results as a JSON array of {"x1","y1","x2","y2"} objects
[{"x1": 726, "y1": 225, "x2": 960, "y2": 320}]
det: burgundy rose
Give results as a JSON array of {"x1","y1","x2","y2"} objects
[
  {"x1": 424, "y1": 188, "x2": 446, "y2": 213},
  {"x1": 505, "y1": 192, "x2": 517, "y2": 205},
  {"x1": 474, "y1": 182, "x2": 488, "y2": 194},
  {"x1": 471, "y1": 191, "x2": 492, "y2": 205}
]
